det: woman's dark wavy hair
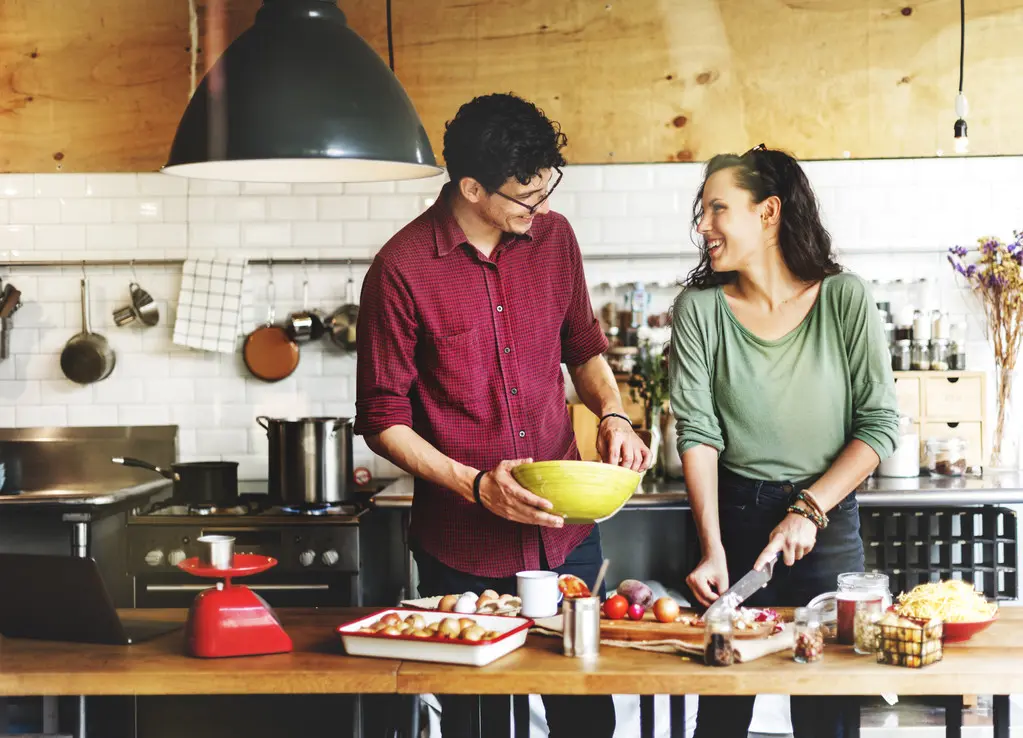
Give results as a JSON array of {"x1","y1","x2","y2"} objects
[
  {"x1": 443, "y1": 93, "x2": 567, "y2": 192},
  {"x1": 684, "y1": 147, "x2": 841, "y2": 288}
]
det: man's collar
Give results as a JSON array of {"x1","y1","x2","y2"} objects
[{"x1": 432, "y1": 182, "x2": 534, "y2": 258}]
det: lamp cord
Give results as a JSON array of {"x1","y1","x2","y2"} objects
[
  {"x1": 386, "y1": 0, "x2": 395, "y2": 72},
  {"x1": 958, "y1": 0, "x2": 965, "y2": 93}
]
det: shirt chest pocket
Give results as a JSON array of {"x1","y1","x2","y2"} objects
[{"x1": 421, "y1": 327, "x2": 486, "y2": 411}]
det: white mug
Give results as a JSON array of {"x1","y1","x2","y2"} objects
[{"x1": 516, "y1": 570, "x2": 562, "y2": 618}]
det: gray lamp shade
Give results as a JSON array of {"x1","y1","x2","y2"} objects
[{"x1": 163, "y1": 0, "x2": 442, "y2": 183}]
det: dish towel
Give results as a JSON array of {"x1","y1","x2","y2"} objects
[{"x1": 172, "y1": 257, "x2": 251, "y2": 354}]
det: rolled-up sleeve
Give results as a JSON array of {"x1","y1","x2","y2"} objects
[
  {"x1": 560, "y1": 225, "x2": 609, "y2": 366},
  {"x1": 354, "y1": 257, "x2": 419, "y2": 437},
  {"x1": 669, "y1": 290, "x2": 725, "y2": 455},
  {"x1": 840, "y1": 276, "x2": 900, "y2": 461}
]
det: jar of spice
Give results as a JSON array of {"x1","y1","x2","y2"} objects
[
  {"x1": 949, "y1": 320, "x2": 968, "y2": 370},
  {"x1": 793, "y1": 607, "x2": 824, "y2": 663},
  {"x1": 929, "y1": 339, "x2": 950, "y2": 371},
  {"x1": 704, "y1": 608, "x2": 735, "y2": 667},
  {"x1": 892, "y1": 339, "x2": 912, "y2": 372},
  {"x1": 854, "y1": 599, "x2": 884, "y2": 655},
  {"x1": 925, "y1": 437, "x2": 968, "y2": 477},
  {"x1": 910, "y1": 339, "x2": 930, "y2": 371}
]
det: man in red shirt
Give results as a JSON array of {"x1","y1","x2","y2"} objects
[{"x1": 355, "y1": 93, "x2": 649, "y2": 737}]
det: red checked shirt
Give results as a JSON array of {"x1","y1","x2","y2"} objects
[{"x1": 354, "y1": 185, "x2": 608, "y2": 578}]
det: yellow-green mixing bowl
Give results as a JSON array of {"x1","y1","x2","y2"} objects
[{"x1": 510, "y1": 460, "x2": 643, "y2": 524}]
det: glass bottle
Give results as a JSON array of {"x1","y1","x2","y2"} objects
[
  {"x1": 910, "y1": 339, "x2": 930, "y2": 370},
  {"x1": 892, "y1": 339, "x2": 912, "y2": 372},
  {"x1": 704, "y1": 609, "x2": 734, "y2": 667},
  {"x1": 949, "y1": 319, "x2": 968, "y2": 370},
  {"x1": 853, "y1": 599, "x2": 884, "y2": 655},
  {"x1": 793, "y1": 607, "x2": 824, "y2": 663},
  {"x1": 929, "y1": 339, "x2": 950, "y2": 371}
]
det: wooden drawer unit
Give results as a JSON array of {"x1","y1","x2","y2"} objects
[
  {"x1": 892, "y1": 371, "x2": 987, "y2": 465},
  {"x1": 923, "y1": 374, "x2": 985, "y2": 420}
]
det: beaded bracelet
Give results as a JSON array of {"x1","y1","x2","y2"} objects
[
  {"x1": 794, "y1": 490, "x2": 829, "y2": 528},
  {"x1": 787, "y1": 502, "x2": 828, "y2": 530}
]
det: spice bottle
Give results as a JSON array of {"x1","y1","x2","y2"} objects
[
  {"x1": 892, "y1": 339, "x2": 912, "y2": 372},
  {"x1": 793, "y1": 607, "x2": 824, "y2": 663},
  {"x1": 910, "y1": 339, "x2": 930, "y2": 371},
  {"x1": 854, "y1": 599, "x2": 884, "y2": 655},
  {"x1": 704, "y1": 608, "x2": 735, "y2": 667},
  {"x1": 949, "y1": 319, "x2": 968, "y2": 370},
  {"x1": 929, "y1": 339, "x2": 950, "y2": 371}
]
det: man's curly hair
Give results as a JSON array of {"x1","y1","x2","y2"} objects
[{"x1": 443, "y1": 93, "x2": 567, "y2": 192}]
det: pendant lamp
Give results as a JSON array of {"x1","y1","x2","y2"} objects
[{"x1": 163, "y1": 0, "x2": 442, "y2": 183}]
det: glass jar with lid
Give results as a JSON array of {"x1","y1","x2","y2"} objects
[
  {"x1": 836, "y1": 572, "x2": 891, "y2": 644},
  {"x1": 910, "y1": 339, "x2": 930, "y2": 370},
  {"x1": 925, "y1": 437, "x2": 968, "y2": 477},
  {"x1": 892, "y1": 339, "x2": 912, "y2": 372},
  {"x1": 793, "y1": 607, "x2": 824, "y2": 663},
  {"x1": 929, "y1": 339, "x2": 950, "y2": 371},
  {"x1": 703, "y1": 608, "x2": 734, "y2": 667},
  {"x1": 949, "y1": 319, "x2": 968, "y2": 370}
]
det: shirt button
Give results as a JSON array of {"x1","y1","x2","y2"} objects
[
  {"x1": 511, "y1": 388, "x2": 518, "y2": 395},
  {"x1": 497, "y1": 305, "x2": 504, "y2": 313},
  {"x1": 518, "y1": 430, "x2": 526, "y2": 438},
  {"x1": 503, "y1": 347, "x2": 511, "y2": 354}
]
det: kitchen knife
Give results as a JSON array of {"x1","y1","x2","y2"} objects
[{"x1": 704, "y1": 552, "x2": 779, "y2": 618}]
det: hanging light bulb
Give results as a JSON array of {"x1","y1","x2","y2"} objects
[
  {"x1": 954, "y1": 93, "x2": 969, "y2": 154},
  {"x1": 952, "y1": 0, "x2": 969, "y2": 155}
]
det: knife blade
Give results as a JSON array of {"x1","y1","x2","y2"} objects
[{"x1": 704, "y1": 552, "x2": 779, "y2": 617}]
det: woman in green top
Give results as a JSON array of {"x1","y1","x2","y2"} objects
[{"x1": 669, "y1": 146, "x2": 899, "y2": 738}]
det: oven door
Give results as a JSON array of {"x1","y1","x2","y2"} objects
[{"x1": 133, "y1": 570, "x2": 359, "y2": 608}]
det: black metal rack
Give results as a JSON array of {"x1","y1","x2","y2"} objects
[{"x1": 860, "y1": 507, "x2": 1019, "y2": 599}]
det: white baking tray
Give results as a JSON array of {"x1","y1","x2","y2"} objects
[{"x1": 336, "y1": 608, "x2": 534, "y2": 667}]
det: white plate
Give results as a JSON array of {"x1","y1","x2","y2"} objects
[{"x1": 337, "y1": 608, "x2": 534, "y2": 667}]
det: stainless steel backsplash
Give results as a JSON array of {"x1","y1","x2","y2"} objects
[{"x1": 0, "y1": 425, "x2": 177, "y2": 494}]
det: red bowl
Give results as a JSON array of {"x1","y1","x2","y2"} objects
[
  {"x1": 940, "y1": 614, "x2": 998, "y2": 643},
  {"x1": 887, "y1": 605, "x2": 998, "y2": 643}
]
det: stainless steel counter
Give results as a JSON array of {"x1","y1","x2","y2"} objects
[
  {"x1": 370, "y1": 470, "x2": 1023, "y2": 509},
  {"x1": 0, "y1": 479, "x2": 172, "y2": 507}
]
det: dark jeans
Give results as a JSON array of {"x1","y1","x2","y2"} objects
[
  {"x1": 413, "y1": 526, "x2": 615, "y2": 738},
  {"x1": 693, "y1": 468, "x2": 865, "y2": 738}
]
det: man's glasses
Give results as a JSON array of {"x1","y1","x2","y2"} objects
[{"x1": 492, "y1": 167, "x2": 563, "y2": 215}]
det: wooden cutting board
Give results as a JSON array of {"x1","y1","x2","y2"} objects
[{"x1": 599, "y1": 610, "x2": 778, "y2": 642}]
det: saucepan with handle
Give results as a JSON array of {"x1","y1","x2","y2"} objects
[{"x1": 60, "y1": 278, "x2": 116, "y2": 385}]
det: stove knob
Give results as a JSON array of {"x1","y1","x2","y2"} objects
[
  {"x1": 167, "y1": 549, "x2": 187, "y2": 567},
  {"x1": 321, "y1": 549, "x2": 339, "y2": 567},
  {"x1": 144, "y1": 549, "x2": 164, "y2": 567},
  {"x1": 299, "y1": 550, "x2": 316, "y2": 567}
]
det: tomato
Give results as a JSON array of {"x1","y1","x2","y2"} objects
[{"x1": 602, "y1": 594, "x2": 628, "y2": 620}]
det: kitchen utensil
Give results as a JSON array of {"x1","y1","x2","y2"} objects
[
  {"x1": 110, "y1": 456, "x2": 239, "y2": 506},
  {"x1": 243, "y1": 277, "x2": 299, "y2": 382},
  {"x1": 60, "y1": 278, "x2": 116, "y2": 385},
  {"x1": 197, "y1": 534, "x2": 235, "y2": 570},
  {"x1": 286, "y1": 274, "x2": 325, "y2": 343},
  {"x1": 516, "y1": 570, "x2": 561, "y2": 618},
  {"x1": 112, "y1": 305, "x2": 137, "y2": 327},
  {"x1": 327, "y1": 271, "x2": 359, "y2": 351},
  {"x1": 0, "y1": 317, "x2": 11, "y2": 361},
  {"x1": 178, "y1": 554, "x2": 292, "y2": 658},
  {"x1": 510, "y1": 460, "x2": 642, "y2": 524},
  {"x1": 0, "y1": 283, "x2": 21, "y2": 318},
  {"x1": 337, "y1": 609, "x2": 533, "y2": 667},
  {"x1": 704, "y1": 553, "x2": 779, "y2": 620},
  {"x1": 131, "y1": 281, "x2": 159, "y2": 326},
  {"x1": 256, "y1": 416, "x2": 355, "y2": 505},
  {"x1": 591, "y1": 558, "x2": 610, "y2": 598},
  {"x1": 562, "y1": 596, "x2": 601, "y2": 658}
]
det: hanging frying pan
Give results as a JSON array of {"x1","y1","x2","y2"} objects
[
  {"x1": 60, "y1": 278, "x2": 116, "y2": 385},
  {"x1": 243, "y1": 275, "x2": 299, "y2": 382},
  {"x1": 327, "y1": 273, "x2": 359, "y2": 352}
]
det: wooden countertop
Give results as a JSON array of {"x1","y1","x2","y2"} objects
[{"x1": 1, "y1": 607, "x2": 1021, "y2": 697}]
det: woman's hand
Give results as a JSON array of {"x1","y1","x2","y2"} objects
[
  {"x1": 754, "y1": 510, "x2": 818, "y2": 570},
  {"x1": 686, "y1": 546, "x2": 730, "y2": 608}
]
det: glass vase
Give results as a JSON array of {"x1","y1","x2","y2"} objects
[{"x1": 989, "y1": 367, "x2": 1022, "y2": 470}]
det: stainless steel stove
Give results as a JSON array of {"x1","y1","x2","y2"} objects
[{"x1": 127, "y1": 495, "x2": 367, "y2": 608}]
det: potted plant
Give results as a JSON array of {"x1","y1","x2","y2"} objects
[{"x1": 948, "y1": 230, "x2": 1023, "y2": 468}]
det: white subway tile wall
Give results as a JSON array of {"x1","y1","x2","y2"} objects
[{"x1": 0, "y1": 158, "x2": 1020, "y2": 479}]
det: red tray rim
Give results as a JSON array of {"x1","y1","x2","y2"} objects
[{"x1": 336, "y1": 608, "x2": 534, "y2": 647}]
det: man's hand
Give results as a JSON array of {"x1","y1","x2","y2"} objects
[
  {"x1": 754, "y1": 510, "x2": 818, "y2": 569},
  {"x1": 686, "y1": 546, "x2": 729, "y2": 608},
  {"x1": 478, "y1": 459, "x2": 565, "y2": 528},
  {"x1": 597, "y1": 416, "x2": 652, "y2": 471}
]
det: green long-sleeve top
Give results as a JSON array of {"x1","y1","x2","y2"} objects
[{"x1": 669, "y1": 272, "x2": 900, "y2": 483}]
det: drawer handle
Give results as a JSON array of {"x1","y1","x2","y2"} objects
[
  {"x1": 946, "y1": 422, "x2": 960, "y2": 429},
  {"x1": 945, "y1": 377, "x2": 961, "y2": 384}
]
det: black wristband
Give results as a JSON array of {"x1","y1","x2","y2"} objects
[
  {"x1": 599, "y1": 412, "x2": 632, "y2": 427},
  {"x1": 472, "y1": 470, "x2": 487, "y2": 508}
]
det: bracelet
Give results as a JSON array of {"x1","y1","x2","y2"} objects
[
  {"x1": 472, "y1": 470, "x2": 488, "y2": 508},
  {"x1": 599, "y1": 412, "x2": 632, "y2": 427},
  {"x1": 787, "y1": 504, "x2": 826, "y2": 530},
  {"x1": 795, "y1": 490, "x2": 829, "y2": 527}
]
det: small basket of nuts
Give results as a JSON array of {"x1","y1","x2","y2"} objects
[{"x1": 876, "y1": 611, "x2": 943, "y2": 668}]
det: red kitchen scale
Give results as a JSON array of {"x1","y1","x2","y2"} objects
[{"x1": 177, "y1": 554, "x2": 293, "y2": 658}]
